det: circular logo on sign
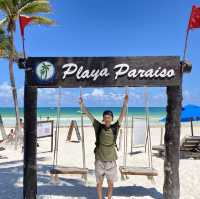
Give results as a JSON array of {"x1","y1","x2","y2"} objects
[{"x1": 36, "y1": 61, "x2": 55, "y2": 81}]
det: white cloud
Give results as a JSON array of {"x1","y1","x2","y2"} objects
[
  {"x1": 82, "y1": 88, "x2": 124, "y2": 106},
  {"x1": 0, "y1": 82, "x2": 24, "y2": 106},
  {"x1": 129, "y1": 92, "x2": 140, "y2": 99},
  {"x1": 0, "y1": 82, "x2": 12, "y2": 98},
  {"x1": 91, "y1": 88, "x2": 104, "y2": 97},
  {"x1": 153, "y1": 93, "x2": 165, "y2": 100},
  {"x1": 1, "y1": 84, "x2": 197, "y2": 107},
  {"x1": 37, "y1": 88, "x2": 73, "y2": 106},
  {"x1": 83, "y1": 88, "x2": 105, "y2": 99},
  {"x1": 81, "y1": 88, "x2": 145, "y2": 106},
  {"x1": 183, "y1": 90, "x2": 190, "y2": 98}
]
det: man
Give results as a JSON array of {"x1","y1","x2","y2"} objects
[{"x1": 80, "y1": 94, "x2": 128, "y2": 199}]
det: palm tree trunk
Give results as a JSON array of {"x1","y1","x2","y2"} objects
[{"x1": 8, "y1": 30, "x2": 21, "y2": 147}]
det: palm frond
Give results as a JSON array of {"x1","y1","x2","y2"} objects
[
  {"x1": 0, "y1": 26, "x2": 21, "y2": 59},
  {"x1": 0, "y1": 17, "x2": 8, "y2": 28},
  {"x1": 19, "y1": 0, "x2": 51, "y2": 14},
  {"x1": 0, "y1": 0, "x2": 13, "y2": 16},
  {"x1": 0, "y1": 28, "x2": 9, "y2": 57},
  {"x1": 30, "y1": 16, "x2": 54, "y2": 25},
  {"x1": 12, "y1": 0, "x2": 18, "y2": 6},
  {"x1": 0, "y1": 0, "x2": 6, "y2": 11}
]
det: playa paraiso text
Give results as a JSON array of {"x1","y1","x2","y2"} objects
[{"x1": 62, "y1": 63, "x2": 175, "y2": 81}]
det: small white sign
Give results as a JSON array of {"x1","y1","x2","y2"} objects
[{"x1": 37, "y1": 122, "x2": 52, "y2": 138}]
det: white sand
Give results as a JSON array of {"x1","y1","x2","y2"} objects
[{"x1": 0, "y1": 125, "x2": 200, "y2": 199}]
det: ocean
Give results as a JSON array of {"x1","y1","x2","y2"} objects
[{"x1": 0, "y1": 107, "x2": 166, "y2": 127}]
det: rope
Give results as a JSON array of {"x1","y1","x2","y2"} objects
[
  {"x1": 53, "y1": 87, "x2": 61, "y2": 169},
  {"x1": 123, "y1": 87, "x2": 129, "y2": 168},
  {"x1": 80, "y1": 87, "x2": 86, "y2": 170},
  {"x1": 144, "y1": 87, "x2": 153, "y2": 169},
  {"x1": 130, "y1": 116, "x2": 134, "y2": 154}
]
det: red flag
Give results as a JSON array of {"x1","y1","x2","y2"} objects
[
  {"x1": 19, "y1": 15, "x2": 32, "y2": 38},
  {"x1": 188, "y1": 5, "x2": 200, "y2": 30}
]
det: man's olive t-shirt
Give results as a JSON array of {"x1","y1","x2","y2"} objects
[{"x1": 93, "y1": 119, "x2": 120, "y2": 161}]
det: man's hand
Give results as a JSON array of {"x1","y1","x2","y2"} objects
[
  {"x1": 79, "y1": 97, "x2": 95, "y2": 123},
  {"x1": 118, "y1": 94, "x2": 128, "y2": 124},
  {"x1": 79, "y1": 96, "x2": 84, "y2": 106},
  {"x1": 124, "y1": 94, "x2": 128, "y2": 104}
]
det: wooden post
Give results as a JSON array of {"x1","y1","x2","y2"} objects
[
  {"x1": 190, "y1": 120, "x2": 194, "y2": 136},
  {"x1": 23, "y1": 72, "x2": 37, "y2": 199},
  {"x1": 51, "y1": 121, "x2": 54, "y2": 152},
  {"x1": 130, "y1": 116, "x2": 134, "y2": 153},
  {"x1": 164, "y1": 85, "x2": 182, "y2": 199},
  {"x1": 160, "y1": 127, "x2": 164, "y2": 145},
  {"x1": 118, "y1": 129, "x2": 123, "y2": 151}
]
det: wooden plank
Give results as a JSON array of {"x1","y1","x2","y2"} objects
[
  {"x1": 50, "y1": 166, "x2": 88, "y2": 175},
  {"x1": 187, "y1": 136, "x2": 200, "y2": 139},
  {"x1": 66, "y1": 121, "x2": 74, "y2": 141},
  {"x1": 182, "y1": 145, "x2": 198, "y2": 148},
  {"x1": 119, "y1": 166, "x2": 158, "y2": 176},
  {"x1": 152, "y1": 145, "x2": 165, "y2": 152},
  {"x1": 185, "y1": 138, "x2": 200, "y2": 142},
  {"x1": 181, "y1": 151, "x2": 200, "y2": 159},
  {"x1": 181, "y1": 146, "x2": 200, "y2": 151},
  {"x1": 24, "y1": 56, "x2": 181, "y2": 88},
  {"x1": 74, "y1": 120, "x2": 81, "y2": 141},
  {"x1": 184, "y1": 141, "x2": 200, "y2": 144},
  {"x1": 153, "y1": 144, "x2": 200, "y2": 152},
  {"x1": 180, "y1": 136, "x2": 200, "y2": 152},
  {"x1": 153, "y1": 150, "x2": 200, "y2": 159},
  {"x1": 182, "y1": 143, "x2": 200, "y2": 146}
]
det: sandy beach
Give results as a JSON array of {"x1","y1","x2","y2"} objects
[{"x1": 0, "y1": 124, "x2": 200, "y2": 199}]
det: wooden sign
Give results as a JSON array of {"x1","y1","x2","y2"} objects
[
  {"x1": 37, "y1": 120, "x2": 54, "y2": 152},
  {"x1": 66, "y1": 120, "x2": 81, "y2": 142},
  {"x1": 25, "y1": 56, "x2": 181, "y2": 87},
  {"x1": 37, "y1": 120, "x2": 54, "y2": 138}
]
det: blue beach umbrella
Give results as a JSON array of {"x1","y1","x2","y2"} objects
[{"x1": 160, "y1": 104, "x2": 200, "y2": 136}]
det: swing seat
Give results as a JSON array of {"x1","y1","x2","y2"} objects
[
  {"x1": 50, "y1": 166, "x2": 88, "y2": 175},
  {"x1": 119, "y1": 166, "x2": 158, "y2": 176}
]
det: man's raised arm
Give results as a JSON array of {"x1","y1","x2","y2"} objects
[
  {"x1": 79, "y1": 97, "x2": 95, "y2": 123},
  {"x1": 118, "y1": 94, "x2": 129, "y2": 124}
]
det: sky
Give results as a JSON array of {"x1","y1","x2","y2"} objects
[{"x1": 0, "y1": 0, "x2": 200, "y2": 107}]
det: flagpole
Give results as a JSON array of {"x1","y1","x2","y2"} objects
[
  {"x1": 183, "y1": 29, "x2": 190, "y2": 61},
  {"x1": 22, "y1": 37, "x2": 26, "y2": 58}
]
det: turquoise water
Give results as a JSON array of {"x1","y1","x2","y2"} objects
[{"x1": 0, "y1": 107, "x2": 166, "y2": 127}]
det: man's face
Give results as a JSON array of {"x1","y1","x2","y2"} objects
[{"x1": 103, "y1": 115, "x2": 113, "y2": 127}]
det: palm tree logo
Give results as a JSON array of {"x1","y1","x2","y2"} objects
[
  {"x1": 36, "y1": 61, "x2": 55, "y2": 81},
  {"x1": 40, "y1": 62, "x2": 51, "y2": 80}
]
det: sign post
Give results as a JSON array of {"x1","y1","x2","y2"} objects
[{"x1": 20, "y1": 56, "x2": 190, "y2": 199}]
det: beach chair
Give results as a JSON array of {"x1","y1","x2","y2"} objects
[{"x1": 153, "y1": 136, "x2": 200, "y2": 158}]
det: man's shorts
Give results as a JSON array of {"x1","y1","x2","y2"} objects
[{"x1": 95, "y1": 160, "x2": 118, "y2": 183}]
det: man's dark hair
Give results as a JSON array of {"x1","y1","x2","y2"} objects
[{"x1": 103, "y1": 110, "x2": 113, "y2": 118}]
